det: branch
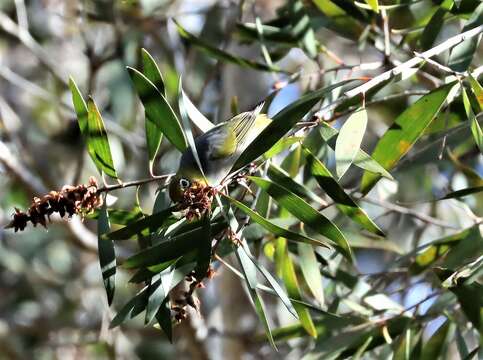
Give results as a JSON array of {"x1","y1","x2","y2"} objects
[
  {"x1": 315, "y1": 25, "x2": 483, "y2": 118},
  {"x1": 0, "y1": 141, "x2": 98, "y2": 252},
  {"x1": 97, "y1": 174, "x2": 174, "y2": 193},
  {"x1": 360, "y1": 196, "x2": 458, "y2": 229}
]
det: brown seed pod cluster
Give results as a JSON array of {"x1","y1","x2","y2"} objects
[
  {"x1": 172, "y1": 267, "x2": 216, "y2": 322},
  {"x1": 6, "y1": 177, "x2": 102, "y2": 232},
  {"x1": 179, "y1": 182, "x2": 215, "y2": 222}
]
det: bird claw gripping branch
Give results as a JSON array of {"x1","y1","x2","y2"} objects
[{"x1": 5, "y1": 177, "x2": 102, "y2": 232}]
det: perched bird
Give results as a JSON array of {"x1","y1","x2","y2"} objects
[{"x1": 169, "y1": 103, "x2": 271, "y2": 203}]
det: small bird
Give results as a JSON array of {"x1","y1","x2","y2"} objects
[{"x1": 169, "y1": 103, "x2": 271, "y2": 203}]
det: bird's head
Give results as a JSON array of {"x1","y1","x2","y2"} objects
[{"x1": 168, "y1": 171, "x2": 208, "y2": 204}]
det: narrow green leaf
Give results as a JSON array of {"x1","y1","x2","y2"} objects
[
  {"x1": 304, "y1": 148, "x2": 384, "y2": 236},
  {"x1": 279, "y1": 239, "x2": 317, "y2": 338},
  {"x1": 298, "y1": 243, "x2": 325, "y2": 306},
  {"x1": 409, "y1": 226, "x2": 480, "y2": 274},
  {"x1": 141, "y1": 49, "x2": 166, "y2": 168},
  {"x1": 224, "y1": 194, "x2": 329, "y2": 248},
  {"x1": 106, "y1": 206, "x2": 176, "y2": 240},
  {"x1": 181, "y1": 90, "x2": 214, "y2": 134},
  {"x1": 364, "y1": 0, "x2": 379, "y2": 13},
  {"x1": 361, "y1": 82, "x2": 456, "y2": 194},
  {"x1": 234, "y1": 79, "x2": 357, "y2": 170},
  {"x1": 448, "y1": 4, "x2": 483, "y2": 72},
  {"x1": 420, "y1": 0, "x2": 453, "y2": 50},
  {"x1": 420, "y1": 320, "x2": 451, "y2": 360},
  {"x1": 98, "y1": 203, "x2": 116, "y2": 305},
  {"x1": 87, "y1": 208, "x2": 144, "y2": 225},
  {"x1": 393, "y1": 328, "x2": 411, "y2": 360},
  {"x1": 335, "y1": 108, "x2": 368, "y2": 179},
  {"x1": 175, "y1": 20, "x2": 283, "y2": 73},
  {"x1": 110, "y1": 286, "x2": 149, "y2": 328},
  {"x1": 353, "y1": 335, "x2": 374, "y2": 359},
  {"x1": 141, "y1": 48, "x2": 165, "y2": 95},
  {"x1": 263, "y1": 137, "x2": 303, "y2": 160},
  {"x1": 144, "y1": 279, "x2": 165, "y2": 325},
  {"x1": 123, "y1": 220, "x2": 226, "y2": 269},
  {"x1": 319, "y1": 122, "x2": 393, "y2": 179},
  {"x1": 462, "y1": 88, "x2": 483, "y2": 154},
  {"x1": 240, "y1": 242, "x2": 298, "y2": 319},
  {"x1": 267, "y1": 163, "x2": 326, "y2": 206},
  {"x1": 234, "y1": 244, "x2": 277, "y2": 349},
  {"x1": 468, "y1": 75, "x2": 483, "y2": 111},
  {"x1": 86, "y1": 97, "x2": 118, "y2": 179},
  {"x1": 127, "y1": 67, "x2": 187, "y2": 152},
  {"x1": 155, "y1": 299, "x2": 173, "y2": 342},
  {"x1": 250, "y1": 176, "x2": 353, "y2": 261},
  {"x1": 68, "y1": 77, "x2": 101, "y2": 174},
  {"x1": 178, "y1": 79, "x2": 208, "y2": 183}
]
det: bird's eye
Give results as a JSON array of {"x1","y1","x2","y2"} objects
[{"x1": 179, "y1": 178, "x2": 190, "y2": 189}]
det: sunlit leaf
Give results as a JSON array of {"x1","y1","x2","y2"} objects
[
  {"x1": 279, "y1": 238, "x2": 317, "y2": 337},
  {"x1": 409, "y1": 226, "x2": 481, "y2": 274},
  {"x1": 128, "y1": 67, "x2": 187, "y2": 152},
  {"x1": 141, "y1": 49, "x2": 165, "y2": 170},
  {"x1": 462, "y1": 88, "x2": 483, "y2": 154},
  {"x1": 298, "y1": 242, "x2": 325, "y2": 306},
  {"x1": 468, "y1": 75, "x2": 483, "y2": 111},
  {"x1": 180, "y1": 89, "x2": 214, "y2": 133},
  {"x1": 319, "y1": 122, "x2": 393, "y2": 179},
  {"x1": 240, "y1": 242, "x2": 298, "y2": 319},
  {"x1": 86, "y1": 97, "x2": 118, "y2": 179},
  {"x1": 141, "y1": 48, "x2": 165, "y2": 95},
  {"x1": 304, "y1": 148, "x2": 384, "y2": 236},
  {"x1": 335, "y1": 109, "x2": 368, "y2": 179},
  {"x1": 267, "y1": 163, "x2": 326, "y2": 206},
  {"x1": 263, "y1": 137, "x2": 303, "y2": 160},
  {"x1": 361, "y1": 83, "x2": 456, "y2": 194},
  {"x1": 234, "y1": 243, "x2": 277, "y2": 349},
  {"x1": 224, "y1": 194, "x2": 329, "y2": 248},
  {"x1": 364, "y1": 0, "x2": 379, "y2": 13},
  {"x1": 250, "y1": 176, "x2": 352, "y2": 261},
  {"x1": 68, "y1": 77, "x2": 102, "y2": 175}
]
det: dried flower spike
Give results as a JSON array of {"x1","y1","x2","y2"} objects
[
  {"x1": 179, "y1": 182, "x2": 215, "y2": 222},
  {"x1": 5, "y1": 177, "x2": 102, "y2": 232}
]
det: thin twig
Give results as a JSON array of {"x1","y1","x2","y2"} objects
[
  {"x1": 381, "y1": 8, "x2": 391, "y2": 59},
  {"x1": 315, "y1": 25, "x2": 483, "y2": 118},
  {"x1": 414, "y1": 51, "x2": 466, "y2": 77},
  {"x1": 97, "y1": 174, "x2": 174, "y2": 193},
  {"x1": 360, "y1": 196, "x2": 458, "y2": 229}
]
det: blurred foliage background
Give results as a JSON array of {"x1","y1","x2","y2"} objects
[{"x1": 0, "y1": 0, "x2": 482, "y2": 359}]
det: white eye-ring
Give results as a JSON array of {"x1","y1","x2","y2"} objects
[{"x1": 179, "y1": 178, "x2": 190, "y2": 189}]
